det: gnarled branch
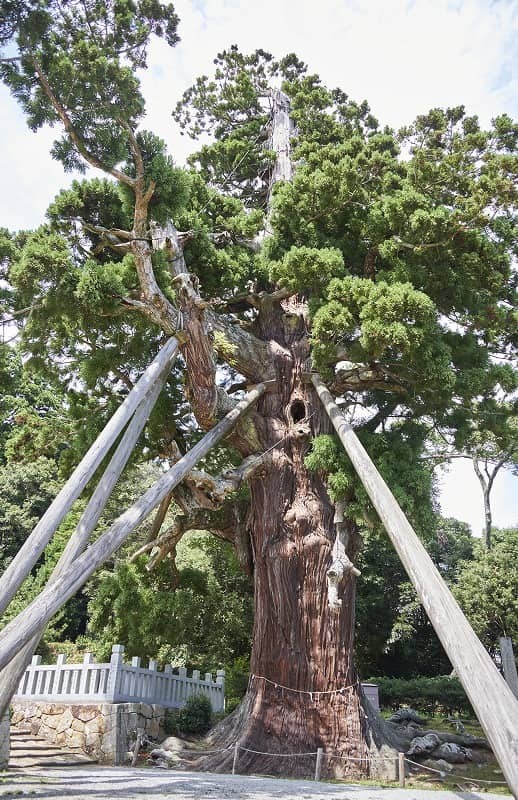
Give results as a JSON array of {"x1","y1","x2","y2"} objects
[
  {"x1": 31, "y1": 55, "x2": 135, "y2": 188},
  {"x1": 331, "y1": 362, "x2": 408, "y2": 396},
  {"x1": 130, "y1": 450, "x2": 271, "y2": 575}
]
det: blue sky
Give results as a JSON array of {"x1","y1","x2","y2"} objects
[{"x1": 1, "y1": 0, "x2": 517, "y2": 533}]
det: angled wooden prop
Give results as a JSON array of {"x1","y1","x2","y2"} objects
[
  {"x1": 0, "y1": 366, "x2": 170, "y2": 720},
  {"x1": 0, "y1": 383, "x2": 265, "y2": 672},
  {"x1": 312, "y1": 373, "x2": 518, "y2": 797},
  {"x1": 0, "y1": 337, "x2": 180, "y2": 617}
]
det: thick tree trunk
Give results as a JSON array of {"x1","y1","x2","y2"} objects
[{"x1": 195, "y1": 303, "x2": 398, "y2": 779}]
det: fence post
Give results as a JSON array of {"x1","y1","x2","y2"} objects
[
  {"x1": 398, "y1": 752, "x2": 406, "y2": 787},
  {"x1": 131, "y1": 656, "x2": 141, "y2": 697},
  {"x1": 148, "y1": 659, "x2": 158, "y2": 703},
  {"x1": 50, "y1": 653, "x2": 65, "y2": 696},
  {"x1": 79, "y1": 652, "x2": 94, "y2": 696},
  {"x1": 216, "y1": 669, "x2": 225, "y2": 712},
  {"x1": 107, "y1": 644, "x2": 124, "y2": 702},
  {"x1": 27, "y1": 654, "x2": 42, "y2": 696},
  {"x1": 315, "y1": 747, "x2": 324, "y2": 781},
  {"x1": 178, "y1": 667, "x2": 187, "y2": 705},
  {"x1": 232, "y1": 741, "x2": 239, "y2": 775}
]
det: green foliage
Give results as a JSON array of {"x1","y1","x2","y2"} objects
[
  {"x1": 224, "y1": 654, "x2": 250, "y2": 710},
  {"x1": 356, "y1": 517, "x2": 474, "y2": 677},
  {"x1": 0, "y1": 0, "x2": 179, "y2": 173},
  {"x1": 454, "y1": 528, "x2": 518, "y2": 651},
  {"x1": 312, "y1": 277, "x2": 454, "y2": 401},
  {"x1": 173, "y1": 46, "x2": 278, "y2": 207},
  {"x1": 432, "y1": 517, "x2": 474, "y2": 579},
  {"x1": 164, "y1": 693, "x2": 213, "y2": 736},
  {"x1": 268, "y1": 246, "x2": 345, "y2": 294},
  {"x1": 119, "y1": 130, "x2": 191, "y2": 224},
  {"x1": 47, "y1": 178, "x2": 132, "y2": 240},
  {"x1": 0, "y1": 504, "x2": 88, "y2": 643},
  {"x1": 371, "y1": 675, "x2": 473, "y2": 715},
  {"x1": 0, "y1": 457, "x2": 59, "y2": 571},
  {"x1": 306, "y1": 422, "x2": 436, "y2": 535},
  {"x1": 85, "y1": 532, "x2": 253, "y2": 670}
]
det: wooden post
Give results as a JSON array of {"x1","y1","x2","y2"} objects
[
  {"x1": 0, "y1": 363, "x2": 172, "y2": 720},
  {"x1": 131, "y1": 727, "x2": 145, "y2": 767},
  {"x1": 398, "y1": 752, "x2": 406, "y2": 787},
  {"x1": 0, "y1": 336, "x2": 179, "y2": 616},
  {"x1": 312, "y1": 374, "x2": 518, "y2": 797},
  {"x1": 315, "y1": 747, "x2": 324, "y2": 781},
  {"x1": 500, "y1": 637, "x2": 518, "y2": 700},
  {"x1": 0, "y1": 384, "x2": 265, "y2": 671},
  {"x1": 232, "y1": 741, "x2": 239, "y2": 775}
]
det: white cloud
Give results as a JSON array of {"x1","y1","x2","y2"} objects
[
  {"x1": 2, "y1": 0, "x2": 517, "y2": 229},
  {"x1": 1, "y1": 0, "x2": 516, "y2": 529}
]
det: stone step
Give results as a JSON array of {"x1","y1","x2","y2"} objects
[
  {"x1": 9, "y1": 726, "x2": 97, "y2": 768},
  {"x1": 10, "y1": 755, "x2": 95, "y2": 767},
  {"x1": 11, "y1": 738, "x2": 69, "y2": 749}
]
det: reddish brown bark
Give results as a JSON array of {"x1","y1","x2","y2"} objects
[{"x1": 189, "y1": 299, "x2": 396, "y2": 779}]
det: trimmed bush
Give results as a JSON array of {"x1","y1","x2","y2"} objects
[
  {"x1": 368, "y1": 675, "x2": 473, "y2": 715},
  {"x1": 164, "y1": 693, "x2": 213, "y2": 736}
]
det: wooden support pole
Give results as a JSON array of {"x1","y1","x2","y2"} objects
[
  {"x1": 314, "y1": 747, "x2": 324, "y2": 781},
  {"x1": 0, "y1": 337, "x2": 179, "y2": 617},
  {"x1": 0, "y1": 368, "x2": 170, "y2": 720},
  {"x1": 0, "y1": 384, "x2": 265, "y2": 671},
  {"x1": 500, "y1": 637, "x2": 518, "y2": 700},
  {"x1": 312, "y1": 374, "x2": 518, "y2": 798},
  {"x1": 56, "y1": 370, "x2": 169, "y2": 572}
]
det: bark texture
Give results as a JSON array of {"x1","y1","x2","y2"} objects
[{"x1": 184, "y1": 297, "x2": 398, "y2": 779}]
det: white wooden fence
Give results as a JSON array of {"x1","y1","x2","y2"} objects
[{"x1": 15, "y1": 645, "x2": 225, "y2": 712}]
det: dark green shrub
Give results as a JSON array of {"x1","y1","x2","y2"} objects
[
  {"x1": 368, "y1": 675, "x2": 473, "y2": 715},
  {"x1": 164, "y1": 693, "x2": 213, "y2": 736},
  {"x1": 224, "y1": 655, "x2": 250, "y2": 711}
]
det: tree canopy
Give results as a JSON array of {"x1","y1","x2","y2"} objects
[{"x1": 1, "y1": 1, "x2": 517, "y2": 779}]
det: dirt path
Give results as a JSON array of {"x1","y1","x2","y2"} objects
[{"x1": 0, "y1": 766, "x2": 512, "y2": 800}]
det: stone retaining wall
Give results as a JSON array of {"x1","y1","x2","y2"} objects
[
  {"x1": 0, "y1": 710, "x2": 9, "y2": 769},
  {"x1": 11, "y1": 700, "x2": 165, "y2": 765}
]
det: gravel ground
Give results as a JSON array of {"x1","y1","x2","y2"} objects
[{"x1": 0, "y1": 766, "x2": 512, "y2": 800}]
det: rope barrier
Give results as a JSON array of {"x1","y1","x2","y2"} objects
[
  {"x1": 174, "y1": 741, "x2": 507, "y2": 789},
  {"x1": 404, "y1": 757, "x2": 506, "y2": 785},
  {"x1": 178, "y1": 745, "x2": 234, "y2": 756},
  {"x1": 238, "y1": 745, "x2": 318, "y2": 757},
  {"x1": 250, "y1": 672, "x2": 357, "y2": 697}
]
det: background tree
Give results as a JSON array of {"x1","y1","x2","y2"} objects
[
  {"x1": 355, "y1": 516, "x2": 474, "y2": 677},
  {"x1": 464, "y1": 411, "x2": 517, "y2": 548},
  {"x1": 85, "y1": 532, "x2": 253, "y2": 671},
  {"x1": 454, "y1": 527, "x2": 518, "y2": 653},
  {"x1": 1, "y1": 2, "x2": 517, "y2": 778}
]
